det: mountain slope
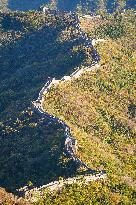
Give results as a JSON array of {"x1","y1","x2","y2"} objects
[
  {"x1": 0, "y1": 7, "x2": 135, "y2": 205},
  {"x1": 0, "y1": 10, "x2": 93, "y2": 192},
  {"x1": 2, "y1": 0, "x2": 136, "y2": 12},
  {"x1": 41, "y1": 11, "x2": 136, "y2": 204}
]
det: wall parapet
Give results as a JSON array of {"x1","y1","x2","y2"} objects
[{"x1": 27, "y1": 11, "x2": 106, "y2": 199}]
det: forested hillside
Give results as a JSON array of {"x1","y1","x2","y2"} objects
[
  {"x1": 0, "y1": 10, "x2": 93, "y2": 195},
  {"x1": 41, "y1": 10, "x2": 136, "y2": 204},
  {"x1": 0, "y1": 1, "x2": 135, "y2": 205},
  {"x1": 0, "y1": 0, "x2": 136, "y2": 12}
]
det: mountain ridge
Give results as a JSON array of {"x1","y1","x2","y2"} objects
[{"x1": 0, "y1": 5, "x2": 135, "y2": 205}]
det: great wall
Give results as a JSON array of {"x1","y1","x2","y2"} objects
[{"x1": 23, "y1": 10, "x2": 107, "y2": 201}]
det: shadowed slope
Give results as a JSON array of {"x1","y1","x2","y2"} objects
[{"x1": 0, "y1": 11, "x2": 92, "y2": 193}]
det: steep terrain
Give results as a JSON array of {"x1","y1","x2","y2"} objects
[
  {"x1": 41, "y1": 11, "x2": 136, "y2": 204},
  {"x1": 1, "y1": 0, "x2": 136, "y2": 12},
  {"x1": 0, "y1": 5, "x2": 135, "y2": 205},
  {"x1": 0, "y1": 10, "x2": 95, "y2": 194},
  {"x1": 0, "y1": 187, "x2": 27, "y2": 205}
]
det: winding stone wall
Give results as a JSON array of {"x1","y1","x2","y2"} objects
[
  {"x1": 24, "y1": 173, "x2": 106, "y2": 202},
  {"x1": 30, "y1": 11, "x2": 106, "y2": 197}
]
